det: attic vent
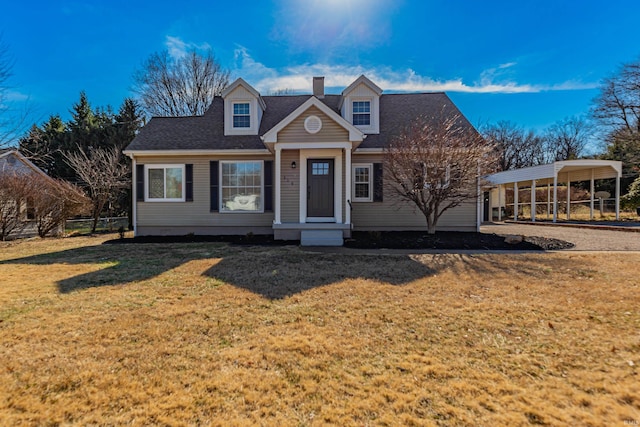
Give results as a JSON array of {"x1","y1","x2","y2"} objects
[{"x1": 304, "y1": 115, "x2": 322, "y2": 134}]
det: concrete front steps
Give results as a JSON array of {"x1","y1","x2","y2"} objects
[{"x1": 300, "y1": 229, "x2": 344, "y2": 246}]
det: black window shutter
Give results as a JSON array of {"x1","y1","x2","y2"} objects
[
  {"x1": 264, "y1": 160, "x2": 273, "y2": 211},
  {"x1": 185, "y1": 164, "x2": 193, "y2": 202},
  {"x1": 136, "y1": 164, "x2": 145, "y2": 201},
  {"x1": 210, "y1": 161, "x2": 219, "y2": 212},
  {"x1": 373, "y1": 163, "x2": 383, "y2": 202}
]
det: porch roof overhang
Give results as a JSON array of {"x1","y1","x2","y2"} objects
[
  {"x1": 485, "y1": 160, "x2": 622, "y2": 187},
  {"x1": 260, "y1": 96, "x2": 365, "y2": 152}
]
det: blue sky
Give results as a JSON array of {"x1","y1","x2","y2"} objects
[{"x1": 2, "y1": 0, "x2": 640, "y2": 141}]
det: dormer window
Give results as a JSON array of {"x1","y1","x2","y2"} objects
[
  {"x1": 222, "y1": 78, "x2": 265, "y2": 136},
  {"x1": 352, "y1": 101, "x2": 371, "y2": 126},
  {"x1": 233, "y1": 102, "x2": 250, "y2": 128},
  {"x1": 340, "y1": 76, "x2": 381, "y2": 134}
]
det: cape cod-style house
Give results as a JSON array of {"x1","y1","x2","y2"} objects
[{"x1": 124, "y1": 75, "x2": 481, "y2": 245}]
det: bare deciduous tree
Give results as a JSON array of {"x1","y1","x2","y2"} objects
[
  {"x1": 481, "y1": 121, "x2": 546, "y2": 171},
  {"x1": 31, "y1": 177, "x2": 90, "y2": 238},
  {"x1": 64, "y1": 146, "x2": 130, "y2": 233},
  {"x1": 385, "y1": 114, "x2": 496, "y2": 234},
  {"x1": 592, "y1": 58, "x2": 640, "y2": 179},
  {"x1": 592, "y1": 59, "x2": 640, "y2": 133},
  {"x1": 132, "y1": 50, "x2": 230, "y2": 117},
  {"x1": 544, "y1": 116, "x2": 591, "y2": 161}
]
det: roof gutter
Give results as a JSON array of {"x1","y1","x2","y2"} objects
[{"x1": 122, "y1": 149, "x2": 272, "y2": 157}]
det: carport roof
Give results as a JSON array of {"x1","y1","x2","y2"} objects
[{"x1": 486, "y1": 160, "x2": 622, "y2": 186}]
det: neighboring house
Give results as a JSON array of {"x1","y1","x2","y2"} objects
[
  {"x1": 124, "y1": 75, "x2": 481, "y2": 245},
  {"x1": 0, "y1": 149, "x2": 50, "y2": 237}
]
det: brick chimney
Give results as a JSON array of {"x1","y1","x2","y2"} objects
[{"x1": 313, "y1": 76, "x2": 325, "y2": 99}]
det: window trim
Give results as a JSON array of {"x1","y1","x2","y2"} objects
[
  {"x1": 352, "y1": 98, "x2": 372, "y2": 127},
  {"x1": 232, "y1": 101, "x2": 251, "y2": 129},
  {"x1": 352, "y1": 163, "x2": 373, "y2": 202},
  {"x1": 219, "y1": 160, "x2": 265, "y2": 214},
  {"x1": 144, "y1": 164, "x2": 186, "y2": 202},
  {"x1": 422, "y1": 164, "x2": 451, "y2": 189}
]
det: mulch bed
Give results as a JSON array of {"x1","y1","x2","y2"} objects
[
  {"x1": 105, "y1": 231, "x2": 574, "y2": 250},
  {"x1": 344, "y1": 231, "x2": 574, "y2": 251}
]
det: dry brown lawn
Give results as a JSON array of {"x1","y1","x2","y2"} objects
[{"x1": 0, "y1": 235, "x2": 639, "y2": 426}]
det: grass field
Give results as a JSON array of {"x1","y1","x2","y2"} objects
[{"x1": 1, "y1": 235, "x2": 639, "y2": 426}]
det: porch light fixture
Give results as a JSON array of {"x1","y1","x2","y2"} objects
[{"x1": 291, "y1": 161, "x2": 297, "y2": 169}]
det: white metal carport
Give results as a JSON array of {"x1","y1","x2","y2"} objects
[{"x1": 485, "y1": 160, "x2": 623, "y2": 223}]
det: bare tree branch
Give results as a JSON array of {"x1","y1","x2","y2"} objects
[
  {"x1": 385, "y1": 113, "x2": 496, "y2": 234},
  {"x1": 31, "y1": 177, "x2": 90, "y2": 238},
  {"x1": 132, "y1": 50, "x2": 230, "y2": 117},
  {"x1": 544, "y1": 116, "x2": 591, "y2": 161},
  {"x1": 64, "y1": 146, "x2": 130, "y2": 232}
]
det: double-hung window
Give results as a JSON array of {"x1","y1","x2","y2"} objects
[
  {"x1": 233, "y1": 102, "x2": 250, "y2": 128},
  {"x1": 352, "y1": 100, "x2": 371, "y2": 126},
  {"x1": 352, "y1": 164, "x2": 373, "y2": 202},
  {"x1": 146, "y1": 165, "x2": 185, "y2": 201},
  {"x1": 220, "y1": 161, "x2": 263, "y2": 212},
  {"x1": 415, "y1": 163, "x2": 451, "y2": 189}
]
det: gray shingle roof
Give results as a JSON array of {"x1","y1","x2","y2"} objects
[{"x1": 125, "y1": 92, "x2": 474, "y2": 151}]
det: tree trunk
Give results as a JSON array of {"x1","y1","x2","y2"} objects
[{"x1": 426, "y1": 214, "x2": 436, "y2": 235}]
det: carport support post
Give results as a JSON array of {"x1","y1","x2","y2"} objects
[
  {"x1": 566, "y1": 173, "x2": 572, "y2": 220},
  {"x1": 590, "y1": 169, "x2": 595, "y2": 220},
  {"x1": 553, "y1": 174, "x2": 558, "y2": 223},
  {"x1": 615, "y1": 173, "x2": 620, "y2": 220},
  {"x1": 531, "y1": 180, "x2": 536, "y2": 222},
  {"x1": 513, "y1": 182, "x2": 519, "y2": 220},
  {"x1": 547, "y1": 183, "x2": 551, "y2": 219},
  {"x1": 498, "y1": 185, "x2": 502, "y2": 221}
]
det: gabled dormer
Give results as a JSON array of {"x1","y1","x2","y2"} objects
[
  {"x1": 339, "y1": 75, "x2": 383, "y2": 135},
  {"x1": 222, "y1": 78, "x2": 266, "y2": 136}
]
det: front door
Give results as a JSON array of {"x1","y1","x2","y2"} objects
[{"x1": 307, "y1": 159, "x2": 334, "y2": 218}]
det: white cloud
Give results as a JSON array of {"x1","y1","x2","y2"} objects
[
  {"x1": 232, "y1": 48, "x2": 598, "y2": 95},
  {"x1": 165, "y1": 36, "x2": 211, "y2": 59}
]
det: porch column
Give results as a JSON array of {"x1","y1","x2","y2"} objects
[
  {"x1": 566, "y1": 172, "x2": 571, "y2": 220},
  {"x1": 531, "y1": 180, "x2": 536, "y2": 222},
  {"x1": 553, "y1": 174, "x2": 558, "y2": 223},
  {"x1": 274, "y1": 146, "x2": 282, "y2": 224},
  {"x1": 513, "y1": 182, "x2": 519, "y2": 221},
  {"x1": 615, "y1": 172, "x2": 621, "y2": 220},
  {"x1": 344, "y1": 148, "x2": 351, "y2": 225},
  {"x1": 590, "y1": 169, "x2": 595, "y2": 220}
]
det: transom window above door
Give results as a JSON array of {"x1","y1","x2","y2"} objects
[{"x1": 312, "y1": 162, "x2": 330, "y2": 175}]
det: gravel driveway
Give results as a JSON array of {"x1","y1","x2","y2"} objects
[{"x1": 481, "y1": 222, "x2": 640, "y2": 251}]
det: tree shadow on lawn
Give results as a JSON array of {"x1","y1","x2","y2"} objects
[
  {"x1": 203, "y1": 249, "x2": 440, "y2": 299},
  {"x1": 0, "y1": 242, "x2": 225, "y2": 294},
  {"x1": 1, "y1": 242, "x2": 441, "y2": 297},
  {"x1": 1, "y1": 239, "x2": 549, "y2": 298}
]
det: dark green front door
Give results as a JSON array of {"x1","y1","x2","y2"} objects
[{"x1": 307, "y1": 159, "x2": 334, "y2": 218}]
